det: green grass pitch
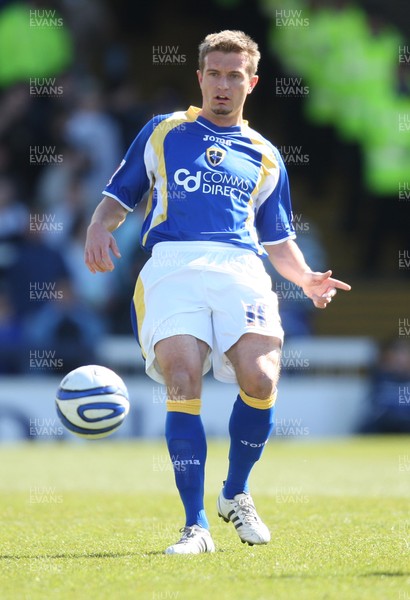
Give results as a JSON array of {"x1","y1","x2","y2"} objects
[{"x1": 0, "y1": 437, "x2": 409, "y2": 600}]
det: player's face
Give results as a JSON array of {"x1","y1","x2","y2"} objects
[{"x1": 197, "y1": 51, "x2": 258, "y2": 126}]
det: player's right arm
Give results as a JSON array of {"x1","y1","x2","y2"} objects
[
  {"x1": 85, "y1": 114, "x2": 167, "y2": 273},
  {"x1": 84, "y1": 196, "x2": 128, "y2": 273}
]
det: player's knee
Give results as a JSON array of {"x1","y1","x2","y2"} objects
[
  {"x1": 162, "y1": 367, "x2": 202, "y2": 400},
  {"x1": 240, "y1": 355, "x2": 280, "y2": 399},
  {"x1": 243, "y1": 373, "x2": 276, "y2": 400}
]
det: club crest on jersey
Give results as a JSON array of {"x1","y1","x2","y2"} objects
[{"x1": 206, "y1": 147, "x2": 226, "y2": 167}]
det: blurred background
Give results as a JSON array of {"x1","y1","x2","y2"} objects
[{"x1": 0, "y1": 0, "x2": 409, "y2": 442}]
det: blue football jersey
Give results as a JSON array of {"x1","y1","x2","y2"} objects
[{"x1": 104, "y1": 106, "x2": 296, "y2": 255}]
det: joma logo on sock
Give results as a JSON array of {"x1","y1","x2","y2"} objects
[
  {"x1": 172, "y1": 459, "x2": 201, "y2": 466},
  {"x1": 240, "y1": 440, "x2": 267, "y2": 448}
]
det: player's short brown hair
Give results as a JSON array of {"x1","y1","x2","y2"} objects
[{"x1": 198, "y1": 30, "x2": 260, "y2": 77}]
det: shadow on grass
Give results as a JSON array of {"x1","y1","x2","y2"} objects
[
  {"x1": 359, "y1": 572, "x2": 410, "y2": 577},
  {"x1": 0, "y1": 552, "x2": 144, "y2": 560},
  {"x1": 0, "y1": 548, "x2": 227, "y2": 560},
  {"x1": 275, "y1": 572, "x2": 410, "y2": 579},
  {"x1": 1, "y1": 554, "x2": 408, "y2": 573}
]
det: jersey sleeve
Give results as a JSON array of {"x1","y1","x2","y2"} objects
[
  {"x1": 103, "y1": 118, "x2": 157, "y2": 211},
  {"x1": 255, "y1": 148, "x2": 296, "y2": 244}
]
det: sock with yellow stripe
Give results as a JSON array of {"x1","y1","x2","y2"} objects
[
  {"x1": 165, "y1": 398, "x2": 208, "y2": 529},
  {"x1": 223, "y1": 390, "x2": 276, "y2": 500}
]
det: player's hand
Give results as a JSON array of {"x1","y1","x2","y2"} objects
[
  {"x1": 84, "y1": 222, "x2": 121, "y2": 273},
  {"x1": 300, "y1": 270, "x2": 351, "y2": 309}
]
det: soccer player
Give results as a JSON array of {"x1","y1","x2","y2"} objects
[{"x1": 85, "y1": 30, "x2": 351, "y2": 554}]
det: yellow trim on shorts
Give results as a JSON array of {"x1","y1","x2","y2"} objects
[
  {"x1": 166, "y1": 398, "x2": 201, "y2": 415},
  {"x1": 133, "y1": 277, "x2": 146, "y2": 358},
  {"x1": 239, "y1": 389, "x2": 277, "y2": 409}
]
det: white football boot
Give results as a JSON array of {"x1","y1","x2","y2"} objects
[
  {"x1": 217, "y1": 489, "x2": 271, "y2": 546},
  {"x1": 165, "y1": 525, "x2": 215, "y2": 554}
]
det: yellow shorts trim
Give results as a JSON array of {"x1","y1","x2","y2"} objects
[
  {"x1": 133, "y1": 277, "x2": 146, "y2": 359},
  {"x1": 239, "y1": 389, "x2": 277, "y2": 410},
  {"x1": 166, "y1": 398, "x2": 201, "y2": 415}
]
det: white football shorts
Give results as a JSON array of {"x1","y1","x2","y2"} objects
[{"x1": 131, "y1": 241, "x2": 283, "y2": 384}]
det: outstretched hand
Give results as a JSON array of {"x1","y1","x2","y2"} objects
[{"x1": 301, "y1": 270, "x2": 351, "y2": 309}]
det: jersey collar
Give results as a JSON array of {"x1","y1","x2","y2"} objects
[{"x1": 187, "y1": 106, "x2": 248, "y2": 133}]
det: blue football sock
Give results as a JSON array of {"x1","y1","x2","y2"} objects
[
  {"x1": 224, "y1": 393, "x2": 275, "y2": 499},
  {"x1": 165, "y1": 411, "x2": 208, "y2": 529}
]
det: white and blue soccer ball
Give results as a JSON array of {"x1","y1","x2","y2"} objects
[{"x1": 56, "y1": 365, "x2": 130, "y2": 439}]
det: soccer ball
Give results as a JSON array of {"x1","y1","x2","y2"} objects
[{"x1": 55, "y1": 365, "x2": 130, "y2": 439}]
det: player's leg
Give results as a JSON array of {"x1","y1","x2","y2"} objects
[
  {"x1": 131, "y1": 244, "x2": 215, "y2": 553},
  {"x1": 155, "y1": 335, "x2": 215, "y2": 554},
  {"x1": 216, "y1": 332, "x2": 280, "y2": 545},
  {"x1": 227, "y1": 332, "x2": 281, "y2": 398},
  {"x1": 207, "y1": 247, "x2": 283, "y2": 545},
  {"x1": 225, "y1": 332, "x2": 280, "y2": 498},
  {"x1": 155, "y1": 334, "x2": 209, "y2": 400}
]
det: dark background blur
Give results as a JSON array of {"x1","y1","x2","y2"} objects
[{"x1": 0, "y1": 0, "x2": 409, "y2": 379}]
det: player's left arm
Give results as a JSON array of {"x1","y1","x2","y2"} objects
[{"x1": 265, "y1": 239, "x2": 351, "y2": 309}]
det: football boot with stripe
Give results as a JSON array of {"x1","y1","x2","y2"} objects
[
  {"x1": 165, "y1": 525, "x2": 215, "y2": 554},
  {"x1": 217, "y1": 489, "x2": 270, "y2": 546}
]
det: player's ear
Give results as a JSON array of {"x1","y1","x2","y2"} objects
[
  {"x1": 248, "y1": 75, "x2": 259, "y2": 92},
  {"x1": 248, "y1": 75, "x2": 259, "y2": 94},
  {"x1": 197, "y1": 69, "x2": 203, "y2": 85}
]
